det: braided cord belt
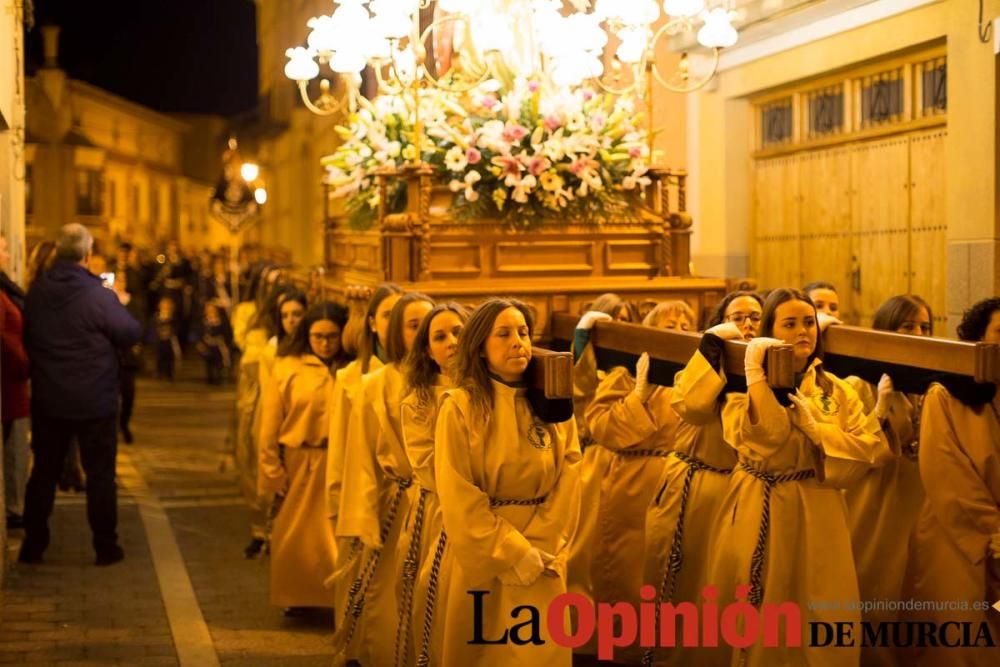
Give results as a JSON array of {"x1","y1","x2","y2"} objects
[
  {"x1": 333, "y1": 477, "x2": 412, "y2": 655},
  {"x1": 615, "y1": 448, "x2": 671, "y2": 458},
  {"x1": 738, "y1": 461, "x2": 815, "y2": 608},
  {"x1": 489, "y1": 495, "x2": 547, "y2": 508},
  {"x1": 416, "y1": 530, "x2": 448, "y2": 667},
  {"x1": 393, "y1": 487, "x2": 429, "y2": 667},
  {"x1": 416, "y1": 494, "x2": 547, "y2": 665},
  {"x1": 642, "y1": 451, "x2": 733, "y2": 667}
]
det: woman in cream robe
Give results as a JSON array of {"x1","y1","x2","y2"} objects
[
  {"x1": 565, "y1": 294, "x2": 638, "y2": 624},
  {"x1": 902, "y1": 296, "x2": 1000, "y2": 667},
  {"x1": 581, "y1": 301, "x2": 692, "y2": 663},
  {"x1": 709, "y1": 288, "x2": 890, "y2": 667},
  {"x1": 435, "y1": 298, "x2": 581, "y2": 667},
  {"x1": 642, "y1": 290, "x2": 762, "y2": 667},
  {"x1": 392, "y1": 303, "x2": 467, "y2": 667},
  {"x1": 235, "y1": 293, "x2": 284, "y2": 558},
  {"x1": 839, "y1": 298, "x2": 930, "y2": 667},
  {"x1": 325, "y1": 283, "x2": 401, "y2": 520},
  {"x1": 257, "y1": 302, "x2": 349, "y2": 609},
  {"x1": 902, "y1": 383, "x2": 1000, "y2": 666},
  {"x1": 324, "y1": 284, "x2": 401, "y2": 661},
  {"x1": 333, "y1": 293, "x2": 434, "y2": 666}
]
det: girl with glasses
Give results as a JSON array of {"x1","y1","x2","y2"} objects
[{"x1": 257, "y1": 301, "x2": 350, "y2": 615}]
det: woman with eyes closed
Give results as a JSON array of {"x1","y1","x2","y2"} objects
[
  {"x1": 433, "y1": 298, "x2": 582, "y2": 667},
  {"x1": 641, "y1": 290, "x2": 761, "y2": 667},
  {"x1": 842, "y1": 295, "x2": 932, "y2": 665},
  {"x1": 707, "y1": 288, "x2": 891, "y2": 667},
  {"x1": 393, "y1": 302, "x2": 468, "y2": 667},
  {"x1": 333, "y1": 292, "x2": 435, "y2": 667},
  {"x1": 257, "y1": 302, "x2": 350, "y2": 614}
]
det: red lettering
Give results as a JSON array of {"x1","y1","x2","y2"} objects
[
  {"x1": 597, "y1": 602, "x2": 638, "y2": 661},
  {"x1": 546, "y1": 593, "x2": 594, "y2": 649},
  {"x1": 721, "y1": 585, "x2": 759, "y2": 649},
  {"x1": 659, "y1": 602, "x2": 700, "y2": 647},
  {"x1": 702, "y1": 585, "x2": 719, "y2": 648},
  {"x1": 762, "y1": 602, "x2": 801, "y2": 647},
  {"x1": 639, "y1": 585, "x2": 657, "y2": 647}
]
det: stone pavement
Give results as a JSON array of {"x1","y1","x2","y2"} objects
[{"x1": 1, "y1": 363, "x2": 335, "y2": 665}]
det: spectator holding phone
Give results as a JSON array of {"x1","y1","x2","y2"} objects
[{"x1": 20, "y1": 223, "x2": 140, "y2": 566}]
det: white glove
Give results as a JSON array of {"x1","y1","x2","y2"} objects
[
  {"x1": 873, "y1": 374, "x2": 893, "y2": 420},
  {"x1": 744, "y1": 337, "x2": 784, "y2": 387},
  {"x1": 817, "y1": 312, "x2": 843, "y2": 333},
  {"x1": 633, "y1": 352, "x2": 653, "y2": 403},
  {"x1": 788, "y1": 390, "x2": 823, "y2": 444},
  {"x1": 576, "y1": 311, "x2": 613, "y2": 330},
  {"x1": 499, "y1": 547, "x2": 546, "y2": 586},
  {"x1": 705, "y1": 322, "x2": 744, "y2": 341}
]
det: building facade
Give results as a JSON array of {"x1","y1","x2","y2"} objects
[
  {"x1": 24, "y1": 27, "x2": 229, "y2": 255},
  {"x1": 253, "y1": 0, "x2": 343, "y2": 269}
]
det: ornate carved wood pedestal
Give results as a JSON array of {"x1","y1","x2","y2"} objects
[{"x1": 321, "y1": 166, "x2": 727, "y2": 336}]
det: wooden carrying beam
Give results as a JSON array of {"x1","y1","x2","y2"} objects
[
  {"x1": 530, "y1": 347, "x2": 574, "y2": 399},
  {"x1": 550, "y1": 313, "x2": 1000, "y2": 394},
  {"x1": 549, "y1": 313, "x2": 797, "y2": 389},
  {"x1": 822, "y1": 325, "x2": 1000, "y2": 388}
]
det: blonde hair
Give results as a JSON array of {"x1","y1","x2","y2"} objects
[{"x1": 642, "y1": 300, "x2": 696, "y2": 328}]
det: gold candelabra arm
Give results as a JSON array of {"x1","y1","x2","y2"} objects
[
  {"x1": 373, "y1": 59, "x2": 406, "y2": 96},
  {"x1": 296, "y1": 78, "x2": 353, "y2": 116},
  {"x1": 650, "y1": 49, "x2": 720, "y2": 94}
]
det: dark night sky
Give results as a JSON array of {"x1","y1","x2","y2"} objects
[{"x1": 25, "y1": 0, "x2": 259, "y2": 117}]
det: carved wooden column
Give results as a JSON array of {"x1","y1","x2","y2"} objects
[
  {"x1": 647, "y1": 167, "x2": 673, "y2": 276},
  {"x1": 380, "y1": 167, "x2": 420, "y2": 283},
  {"x1": 670, "y1": 170, "x2": 692, "y2": 277},
  {"x1": 415, "y1": 164, "x2": 434, "y2": 282}
]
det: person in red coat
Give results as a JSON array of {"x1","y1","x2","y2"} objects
[{"x1": 1, "y1": 235, "x2": 30, "y2": 529}]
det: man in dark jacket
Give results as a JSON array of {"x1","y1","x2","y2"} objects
[{"x1": 20, "y1": 223, "x2": 140, "y2": 566}]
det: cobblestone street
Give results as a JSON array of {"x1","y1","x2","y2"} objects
[{"x1": 1, "y1": 365, "x2": 335, "y2": 666}]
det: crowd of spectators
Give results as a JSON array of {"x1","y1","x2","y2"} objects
[{"x1": 2, "y1": 224, "x2": 276, "y2": 565}]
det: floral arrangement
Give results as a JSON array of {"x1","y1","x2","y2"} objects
[{"x1": 322, "y1": 79, "x2": 652, "y2": 230}]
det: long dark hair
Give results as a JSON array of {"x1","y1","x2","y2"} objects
[
  {"x1": 250, "y1": 283, "x2": 292, "y2": 338},
  {"x1": 274, "y1": 288, "x2": 308, "y2": 344},
  {"x1": 278, "y1": 301, "x2": 350, "y2": 368},
  {"x1": 356, "y1": 283, "x2": 404, "y2": 373},
  {"x1": 385, "y1": 292, "x2": 435, "y2": 364},
  {"x1": 761, "y1": 287, "x2": 833, "y2": 396},
  {"x1": 454, "y1": 298, "x2": 534, "y2": 417},
  {"x1": 872, "y1": 295, "x2": 933, "y2": 335},
  {"x1": 405, "y1": 302, "x2": 469, "y2": 407},
  {"x1": 706, "y1": 290, "x2": 764, "y2": 328}
]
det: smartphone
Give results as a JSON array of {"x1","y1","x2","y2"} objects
[{"x1": 100, "y1": 272, "x2": 116, "y2": 288}]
